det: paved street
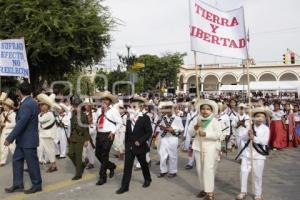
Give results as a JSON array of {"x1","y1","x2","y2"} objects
[{"x1": 0, "y1": 147, "x2": 299, "y2": 200}]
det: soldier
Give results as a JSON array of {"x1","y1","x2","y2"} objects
[
  {"x1": 68, "y1": 97, "x2": 90, "y2": 180},
  {"x1": 0, "y1": 98, "x2": 16, "y2": 166}
]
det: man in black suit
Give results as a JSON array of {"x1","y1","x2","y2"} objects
[
  {"x1": 4, "y1": 81, "x2": 42, "y2": 194},
  {"x1": 116, "y1": 96, "x2": 153, "y2": 194}
]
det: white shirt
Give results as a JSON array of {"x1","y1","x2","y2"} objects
[
  {"x1": 159, "y1": 114, "x2": 184, "y2": 137},
  {"x1": 271, "y1": 110, "x2": 284, "y2": 121},
  {"x1": 95, "y1": 105, "x2": 123, "y2": 134},
  {"x1": 183, "y1": 111, "x2": 198, "y2": 138},
  {"x1": 38, "y1": 111, "x2": 58, "y2": 139},
  {"x1": 235, "y1": 113, "x2": 250, "y2": 136},
  {"x1": 0, "y1": 110, "x2": 16, "y2": 135},
  {"x1": 240, "y1": 123, "x2": 270, "y2": 160}
]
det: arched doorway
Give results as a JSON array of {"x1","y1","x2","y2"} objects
[
  {"x1": 259, "y1": 73, "x2": 277, "y2": 81},
  {"x1": 203, "y1": 75, "x2": 218, "y2": 91},
  {"x1": 221, "y1": 74, "x2": 237, "y2": 85},
  {"x1": 239, "y1": 74, "x2": 256, "y2": 85},
  {"x1": 279, "y1": 72, "x2": 298, "y2": 81}
]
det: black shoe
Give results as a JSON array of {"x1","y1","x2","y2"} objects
[
  {"x1": 142, "y1": 180, "x2": 151, "y2": 188},
  {"x1": 109, "y1": 167, "x2": 116, "y2": 178},
  {"x1": 157, "y1": 173, "x2": 167, "y2": 178},
  {"x1": 167, "y1": 173, "x2": 177, "y2": 178},
  {"x1": 116, "y1": 187, "x2": 129, "y2": 194},
  {"x1": 24, "y1": 187, "x2": 42, "y2": 194},
  {"x1": 72, "y1": 175, "x2": 82, "y2": 180},
  {"x1": 5, "y1": 186, "x2": 24, "y2": 193},
  {"x1": 185, "y1": 165, "x2": 193, "y2": 170},
  {"x1": 96, "y1": 179, "x2": 107, "y2": 186},
  {"x1": 58, "y1": 156, "x2": 66, "y2": 159},
  {"x1": 86, "y1": 164, "x2": 94, "y2": 169}
]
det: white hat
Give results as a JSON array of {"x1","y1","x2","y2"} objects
[
  {"x1": 195, "y1": 99, "x2": 218, "y2": 116},
  {"x1": 37, "y1": 93, "x2": 61, "y2": 110},
  {"x1": 96, "y1": 91, "x2": 118, "y2": 104},
  {"x1": 251, "y1": 107, "x2": 272, "y2": 118},
  {"x1": 158, "y1": 101, "x2": 174, "y2": 109},
  {"x1": 2, "y1": 98, "x2": 14, "y2": 109},
  {"x1": 238, "y1": 103, "x2": 248, "y2": 109},
  {"x1": 0, "y1": 92, "x2": 7, "y2": 101},
  {"x1": 130, "y1": 95, "x2": 148, "y2": 104}
]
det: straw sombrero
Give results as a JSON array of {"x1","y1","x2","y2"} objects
[
  {"x1": 251, "y1": 107, "x2": 272, "y2": 118},
  {"x1": 195, "y1": 99, "x2": 218, "y2": 116},
  {"x1": 59, "y1": 103, "x2": 70, "y2": 112},
  {"x1": 130, "y1": 95, "x2": 148, "y2": 104},
  {"x1": 2, "y1": 98, "x2": 15, "y2": 109},
  {"x1": 37, "y1": 93, "x2": 61, "y2": 110},
  {"x1": 158, "y1": 101, "x2": 174, "y2": 109},
  {"x1": 0, "y1": 92, "x2": 7, "y2": 102},
  {"x1": 96, "y1": 91, "x2": 118, "y2": 104}
]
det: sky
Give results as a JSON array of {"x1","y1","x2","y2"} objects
[{"x1": 101, "y1": 0, "x2": 300, "y2": 68}]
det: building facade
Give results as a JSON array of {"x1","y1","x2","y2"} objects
[{"x1": 177, "y1": 62, "x2": 300, "y2": 93}]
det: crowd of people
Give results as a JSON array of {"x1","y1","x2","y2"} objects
[{"x1": 0, "y1": 81, "x2": 300, "y2": 200}]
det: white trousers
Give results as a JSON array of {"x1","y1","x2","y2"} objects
[
  {"x1": 187, "y1": 150, "x2": 195, "y2": 166},
  {"x1": 0, "y1": 132, "x2": 16, "y2": 164},
  {"x1": 240, "y1": 158, "x2": 265, "y2": 196},
  {"x1": 194, "y1": 149, "x2": 218, "y2": 193},
  {"x1": 113, "y1": 131, "x2": 125, "y2": 153},
  {"x1": 183, "y1": 132, "x2": 192, "y2": 150},
  {"x1": 159, "y1": 136, "x2": 178, "y2": 174},
  {"x1": 38, "y1": 138, "x2": 56, "y2": 163},
  {"x1": 55, "y1": 128, "x2": 68, "y2": 157}
]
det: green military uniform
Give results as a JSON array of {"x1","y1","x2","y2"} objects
[{"x1": 68, "y1": 110, "x2": 89, "y2": 179}]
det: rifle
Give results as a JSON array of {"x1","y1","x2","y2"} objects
[
  {"x1": 235, "y1": 124, "x2": 257, "y2": 160},
  {"x1": 149, "y1": 114, "x2": 166, "y2": 147}
]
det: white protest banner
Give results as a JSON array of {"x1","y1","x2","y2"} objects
[
  {"x1": 189, "y1": 0, "x2": 248, "y2": 59},
  {"x1": 0, "y1": 38, "x2": 30, "y2": 78}
]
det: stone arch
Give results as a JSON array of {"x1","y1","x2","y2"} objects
[
  {"x1": 186, "y1": 75, "x2": 197, "y2": 89},
  {"x1": 203, "y1": 74, "x2": 219, "y2": 91},
  {"x1": 238, "y1": 73, "x2": 257, "y2": 85},
  {"x1": 258, "y1": 72, "x2": 277, "y2": 81},
  {"x1": 220, "y1": 73, "x2": 238, "y2": 85},
  {"x1": 279, "y1": 71, "x2": 299, "y2": 81}
]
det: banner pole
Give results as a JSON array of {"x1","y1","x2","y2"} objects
[{"x1": 193, "y1": 51, "x2": 200, "y2": 99}]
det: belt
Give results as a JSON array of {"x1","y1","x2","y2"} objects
[{"x1": 97, "y1": 131, "x2": 110, "y2": 134}]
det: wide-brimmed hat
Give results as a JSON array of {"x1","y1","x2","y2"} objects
[
  {"x1": 158, "y1": 101, "x2": 174, "y2": 109},
  {"x1": 195, "y1": 99, "x2": 218, "y2": 116},
  {"x1": 0, "y1": 92, "x2": 7, "y2": 102},
  {"x1": 251, "y1": 107, "x2": 272, "y2": 118},
  {"x1": 2, "y1": 98, "x2": 15, "y2": 109},
  {"x1": 130, "y1": 95, "x2": 148, "y2": 104},
  {"x1": 238, "y1": 103, "x2": 248, "y2": 109},
  {"x1": 96, "y1": 91, "x2": 118, "y2": 104},
  {"x1": 37, "y1": 93, "x2": 61, "y2": 110}
]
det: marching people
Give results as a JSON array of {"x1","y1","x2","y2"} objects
[
  {"x1": 116, "y1": 96, "x2": 153, "y2": 194},
  {"x1": 235, "y1": 103, "x2": 250, "y2": 153},
  {"x1": 56, "y1": 102, "x2": 71, "y2": 159},
  {"x1": 189, "y1": 99, "x2": 222, "y2": 200},
  {"x1": 0, "y1": 98, "x2": 16, "y2": 166},
  {"x1": 269, "y1": 102, "x2": 287, "y2": 150},
  {"x1": 5, "y1": 81, "x2": 42, "y2": 194},
  {"x1": 68, "y1": 96, "x2": 90, "y2": 180},
  {"x1": 236, "y1": 107, "x2": 270, "y2": 200},
  {"x1": 113, "y1": 101, "x2": 127, "y2": 161},
  {"x1": 95, "y1": 91, "x2": 123, "y2": 186},
  {"x1": 184, "y1": 99, "x2": 198, "y2": 170},
  {"x1": 157, "y1": 101, "x2": 184, "y2": 178},
  {"x1": 283, "y1": 103, "x2": 298, "y2": 148},
  {"x1": 37, "y1": 93, "x2": 60, "y2": 172}
]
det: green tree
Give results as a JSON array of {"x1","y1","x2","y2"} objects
[
  {"x1": 0, "y1": 0, "x2": 114, "y2": 89},
  {"x1": 137, "y1": 52, "x2": 186, "y2": 91}
]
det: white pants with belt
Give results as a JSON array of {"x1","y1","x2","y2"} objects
[
  {"x1": 159, "y1": 136, "x2": 178, "y2": 174},
  {"x1": 0, "y1": 132, "x2": 16, "y2": 164},
  {"x1": 55, "y1": 127, "x2": 68, "y2": 157},
  {"x1": 240, "y1": 158, "x2": 265, "y2": 196},
  {"x1": 194, "y1": 149, "x2": 218, "y2": 193}
]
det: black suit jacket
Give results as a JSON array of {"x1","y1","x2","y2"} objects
[{"x1": 125, "y1": 114, "x2": 152, "y2": 155}]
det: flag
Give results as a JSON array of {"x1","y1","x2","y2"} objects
[{"x1": 189, "y1": 0, "x2": 248, "y2": 59}]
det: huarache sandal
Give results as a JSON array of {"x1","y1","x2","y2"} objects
[
  {"x1": 196, "y1": 190, "x2": 207, "y2": 198},
  {"x1": 236, "y1": 193, "x2": 247, "y2": 200}
]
